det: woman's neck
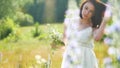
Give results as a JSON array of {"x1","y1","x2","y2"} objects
[{"x1": 80, "y1": 18, "x2": 91, "y2": 25}]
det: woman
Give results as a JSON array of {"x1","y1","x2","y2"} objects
[{"x1": 61, "y1": 0, "x2": 109, "y2": 68}]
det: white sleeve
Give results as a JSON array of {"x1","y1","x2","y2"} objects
[{"x1": 64, "y1": 18, "x2": 70, "y2": 26}]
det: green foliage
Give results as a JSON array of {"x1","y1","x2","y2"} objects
[
  {"x1": 101, "y1": 0, "x2": 108, "y2": 3},
  {"x1": 38, "y1": 33, "x2": 48, "y2": 40},
  {"x1": 107, "y1": 17, "x2": 113, "y2": 26},
  {"x1": 31, "y1": 22, "x2": 41, "y2": 37},
  {"x1": 3, "y1": 27, "x2": 21, "y2": 43},
  {"x1": 23, "y1": 0, "x2": 68, "y2": 23},
  {"x1": 0, "y1": 0, "x2": 16, "y2": 19},
  {"x1": 24, "y1": 0, "x2": 45, "y2": 23},
  {"x1": 0, "y1": 23, "x2": 117, "y2": 68},
  {"x1": 110, "y1": 32, "x2": 120, "y2": 48},
  {"x1": 14, "y1": 11, "x2": 34, "y2": 26},
  {"x1": 0, "y1": 0, "x2": 70, "y2": 23},
  {"x1": 0, "y1": 18, "x2": 16, "y2": 40},
  {"x1": 55, "y1": 0, "x2": 68, "y2": 22},
  {"x1": 75, "y1": 0, "x2": 81, "y2": 6}
]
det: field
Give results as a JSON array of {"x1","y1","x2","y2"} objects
[{"x1": 0, "y1": 23, "x2": 111, "y2": 68}]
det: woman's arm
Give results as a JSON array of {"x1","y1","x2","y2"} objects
[
  {"x1": 93, "y1": 16, "x2": 110, "y2": 41},
  {"x1": 93, "y1": 20, "x2": 106, "y2": 41},
  {"x1": 62, "y1": 23, "x2": 67, "y2": 45},
  {"x1": 62, "y1": 17, "x2": 70, "y2": 45}
]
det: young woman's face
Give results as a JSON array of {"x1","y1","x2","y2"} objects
[{"x1": 82, "y1": 2, "x2": 95, "y2": 20}]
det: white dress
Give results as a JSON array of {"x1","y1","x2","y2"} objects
[{"x1": 61, "y1": 18, "x2": 98, "y2": 68}]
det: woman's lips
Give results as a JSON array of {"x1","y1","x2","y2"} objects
[{"x1": 83, "y1": 15, "x2": 88, "y2": 18}]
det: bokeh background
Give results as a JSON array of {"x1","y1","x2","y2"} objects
[{"x1": 0, "y1": 0, "x2": 120, "y2": 68}]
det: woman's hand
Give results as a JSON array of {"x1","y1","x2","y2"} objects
[
  {"x1": 93, "y1": 7, "x2": 111, "y2": 41},
  {"x1": 103, "y1": 6, "x2": 112, "y2": 23}
]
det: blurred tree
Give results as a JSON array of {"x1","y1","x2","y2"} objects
[
  {"x1": 0, "y1": 0, "x2": 15, "y2": 19},
  {"x1": 43, "y1": 0, "x2": 56, "y2": 23},
  {"x1": 101, "y1": 0, "x2": 108, "y2": 3},
  {"x1": 18, "y1": 0, "x2": 69, "y2": 23},
  {"x1": 25, "y1": 0, "x2": 68, "y2": 23},
  {"x1": 55, "y1": 0, "x2": 68, "y2": 22},
  {"x1": 24, "y1": 0, "x2": 45, "y2": 23},
  {"x1": 76, "y1": 0, "x2": 81, "y2": 6}
]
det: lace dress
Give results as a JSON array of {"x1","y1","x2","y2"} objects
[{"x1": 61, "y1": 18, "x2": 98, "y2": 68}]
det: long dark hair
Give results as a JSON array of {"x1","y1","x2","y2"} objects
[{"x1": 79, "y1": 0, "x2": 106, "y2": 28}]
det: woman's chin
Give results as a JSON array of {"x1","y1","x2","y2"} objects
[{"x1": 83, "y1": 17, "x2": 88, "y2": 20}]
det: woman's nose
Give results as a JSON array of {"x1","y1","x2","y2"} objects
[{"x1": 85, "y1": 10, "x2": 89, "y2": 15}]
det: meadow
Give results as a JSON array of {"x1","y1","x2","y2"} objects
[{"x1": 0, "y1": 23, "x2": 112, "y2": 68}]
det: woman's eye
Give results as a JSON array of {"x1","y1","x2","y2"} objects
[{"x1": 85, "y1": 6, "x2": 88, "y2": 10}]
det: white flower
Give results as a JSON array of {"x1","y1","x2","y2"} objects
[
  {"x1": 103, "y1": 57, "x2": 112, "y2": 65},
  {"x1": 47, "y1": 24, "x2": 50, "y2": 26},
  {"x1": 103, "y1": 57, "x2": 113, "y2": 68},
  {"x1": 35, "y1": 55, "x2": 41, "y2": 60},
  {"x1": 0, "y1": 52, "x2": 3, "y2": 62},
  {"x1": 108, "y1": 47, "x2": 117, "y2": 55},
  {"x1": 36, "y1": 60, "x2": 42, "y2": 64},
  {"x1": 117, "y1": 55, "x2": 120, "y2": 62},
  {"x1": 41, "y1": 58, "x2": 47, "y2": 63},
  {"x1": 105, "y1": 20, "x2": 120, "y2": 34},
  {"x1": 104, "y1": 37, "x2": 112, "y2": 45}
]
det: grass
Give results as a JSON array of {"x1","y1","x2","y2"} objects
[
  {"x1": 0, "y1": 23, "x2": 64, "y2": 68},
  {"x1": 0, "y1": 23, "x2": 117, "y2": 68}
]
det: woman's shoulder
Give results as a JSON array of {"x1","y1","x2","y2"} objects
[{"x1": 64, "y1": 17, "x2": 80, "y2": 26}]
